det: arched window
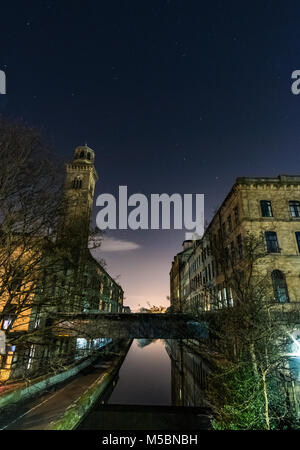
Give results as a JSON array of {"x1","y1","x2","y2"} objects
[
  {"x1": 87, "y1": 152, "x2": 91, "y2": 160},
  {"x1": 271, "y1": 270, "x2": 289, "y2": 303},
  {"x1": 72, "y1": 177, "x2": 82, "y2": 189},
  {"x1": 79, "y1": 151, "x2": 84, "y2": 158}
]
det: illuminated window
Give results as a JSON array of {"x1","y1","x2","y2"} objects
[
  {"x1": 2, "y1": 316, "x2": 13, "y2": 330},
  {"x1": 229, "y1": 288, "x2": 234, "y2": 307},
  {"x1": 218, "y1": 289, "x2": 222, "y2": 309},
  {"x1": 34, "y1": 309, "x2": 41, "y2": 329},
  {"x1": 77, "y1": 338, "x2": 86, "y2": 349},
  {"x1": 27, "y1": 345, "x2": 35, "y2": 369}
]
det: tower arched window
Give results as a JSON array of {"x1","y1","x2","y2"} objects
[
  {"x1": 87, "y1": 152, "x2": 91, "y2": 160},
  {"x1": 271, "y1": 270, "x2": 289, "y2": 303},
  {"x1": 72, "y1": 177, "x2": 82, "y2": 189},
  {"x1": 79, "y1": 151, "x2": 84, "y2": 158}
]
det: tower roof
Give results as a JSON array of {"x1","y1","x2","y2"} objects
[{"x1": 73, "y1": 145, "x2": 95, "y2": 164}]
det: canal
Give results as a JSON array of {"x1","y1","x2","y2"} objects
[{"x1": 78, "y1": 339, "x2": 211, "y2": 430}]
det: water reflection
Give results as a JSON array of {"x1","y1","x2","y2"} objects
[
  {"x1": 166, "y1": 339, "x2": 210, "y2": 408},
  {"x1": 107, "y1": 339, "x2": 210, "y2": 408},
  {"x1": 136, "y1": 338, "x2": 158, "y2": 348},
  {"x1": 78, "y1": 338, "x2": 211, "y2": 430},
  {"x1": 108, "y1": 339, "x2": 171, "y2": 405}
]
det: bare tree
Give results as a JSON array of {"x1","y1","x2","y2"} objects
[
  {"x1": 191, "y1": 230, "x2": 300, "y2": 429},
  {"x1": 0, "y1": 117, "x2": 106, "y2": 384}
]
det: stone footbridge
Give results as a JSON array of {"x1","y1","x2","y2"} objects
[{"x1": 51, "y1": 313, "x2": 209, "y2": 340}]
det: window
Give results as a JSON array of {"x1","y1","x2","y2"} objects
[
  {"x1": 265, "y1": 231, "x2": 280, "y2": 253},
  {"x1": 237, "y1": 234, "x2": 243, "y2": 258},
  {"x1": 223, "y1": 287, "x2": 227, "y2": 307},
  {"x1": 34, "y1": 308, "x2": 41, "y2": 329},
  {"x1": 260, "y1": 200, "x2": 273, "y2": 217},
  {"x1": 87, "y1": 152, "x2": 91, "y2": 160},
  {"x1": 233, "y1": 206, "x2": 239, "y2": 225},
  {"x1": 2, "y1": 316, "x2": 13, "y2": 330},
  {"x1": 27, "y1": 345, "x2": 35, "y2": 369},
  {"x1": 229, "y1": 287, "x2": 234, "y2": 307},
  {"x1": 217, "y1": 228, "x2": 222, "y2": 242},
  {"x1": 1, "y1": 305, "x2": 16, "y2": 330},
  {"x1": 230, "y1": 241, "x2": 235, "y2": 262},
  {"x1": 202, "y1": 269, "x2": 206, "y2": 285},
  {"x1": 227, "y1": 215, "x2": 232, "y2": 232},
  {"x1": 271, "y1": 270, "x2": 289, "y2": 303},
  {"x1": 222, "y1": 222, "x2": 226, "y2": 237},
  {"x1": 83, "y1": 275, "x2": 88, "y2": 289},
  {"x1": 296, "y1": 232, "x2": 300, "y2": 252},
  {"x1": 217, "y1": 289, "x2": 222, "y2": 309},
  {"x1": 72, "y1": 177, "x2": 82, "y2": 189},
  {"x1": 76, "y1": 338, "x2": 87, "y2": 349},
  {"x1": 208, "y1": 264, "x2": 211, "y2": 281},
  {"x1": 213, "y1": 234, "x2": 217, "y2": 249},
  {"x1": 289, "y1": 201, "x2": 300, "y2": 218},
  {"x1": 224, "y1": 247, "x2": 229, "y2": 269}
]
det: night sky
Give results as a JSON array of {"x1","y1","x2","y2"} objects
[{"x1": 2, "y1": 1, "x2": 300, "y2": 309}]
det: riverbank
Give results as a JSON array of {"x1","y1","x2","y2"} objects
[
  {"x1": 0, "y1": 339, "x2": 132, "y2": 430},
  {"x1": 49, "y1": 339, "x2": 132, "y2": 430}
]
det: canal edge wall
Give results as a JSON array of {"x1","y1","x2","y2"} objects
[
  {"x1": 0, "y1": 353, "x2": 102, "y2": 411},
  {"x1": 46, "y1": 339, "x2": 133, "y2": 430}
]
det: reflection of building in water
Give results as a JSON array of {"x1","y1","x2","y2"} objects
[{"x1": 165, "y1": 340, "x2": 210, "y2": 408}]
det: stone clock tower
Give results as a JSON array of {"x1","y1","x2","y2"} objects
[{"x1": 60, "y1": 145, "x2": 98, "y2": 249}]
